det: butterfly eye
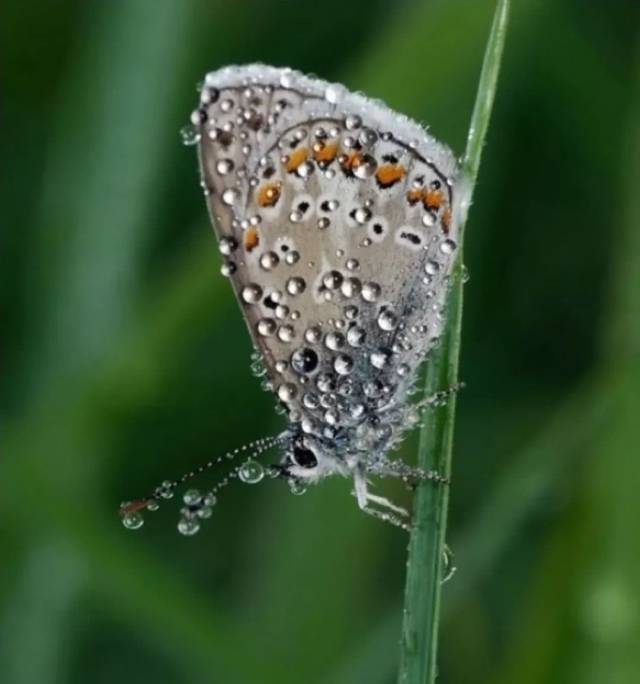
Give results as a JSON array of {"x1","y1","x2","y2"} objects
[{"x1": 292, "y1": 444, "x2": 318, "y2": 469}]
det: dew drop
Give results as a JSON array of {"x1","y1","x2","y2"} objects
[
  {"x1": 302, "y1": 392, "x2": 320, "y2": 409},
  {"x1": 397, "y1": 363, "x2": 410, "y2": 377},
  {"x1": 354, "y1": 207, "x2": 372, "y2": 224},
  {"x1": 362, "y1": 282, "x2": 381, "y2": 302},
  {"x1": 377, "y1": 309, "x2": 398, "y2": 331},
  {"x1": 325, "y1": 84, "x2": 342, "y2": 104},
  {"x1": 219, "y1": 236, "x2": 238, "y2": 256},
  {"x1": 324, "y1": 331, "x2": 345, "y2": 351},
  {"x1": 297, "y1": 161, "x2": 314, "y2": 178},
  {"x1": 316, "y1": 373, "x2": 336, "y2": 393},
  {"x1": 242, "y1": 284, "x2": 263, "y2": 303},
  {"x1": 354, "y1": 155, "x2": 377, "y2": 179},
  {"x1": 291, "y1": 347, "x2": 319, "y2": 374},
  {"x1": 203, "y1": 493, "x2": 217, "y2": 507},
  {"x1": 344, "y1": 305, "x2": 359, "y2": 320},
  {"x1": 239, "y1": 459, "x2": 265, "y2": 484},
  {"x1": 350, "y1": 403, "x2": 365, "y2": 419},
  {"x1": 257, "y1": 318, "x2": 276, "y2": 336},
  {"x1": 286, "y1": 277, "x2": 306, "y2": 296},
  {"x1": 440, "y1": 239, "x2": 457, "y2": 254},
  {"x1": 359, "y1": 128, "x2": 378, "y2": 146},
  {"x1": 370, "y1": 349, "x2": 391, "y2": 369},
  {"x1": 334, "y1": 354, "x2": 354, "y2": 375},
  {"x1": 278, "y1": 383, "x2": 297, "y2": 402},
  {"x1": 220, "y1": 261, "x2": 236, "y2": 277},
  {"x1": 277, "y1": 325, "x2": 295, "y2": 342},
  {"x1": 158, "y1": 480, "x2": 174, "y2": 499},
  {"x1": 216, "y1": 159, "x2": 234, "y2": 175},
  {"x1": 275, "y1": 305, "x2": 290, "y2": 320},
  {"x1": 122, "y1": 511, "x2": 144, "y2": 530},
  {"x1": 345, "y1": 114, "x2": 362, "y2": 130},
  {"x1": 222, "y1": 188, "x2": 239, "y2": 206},
  {"x1": 280, "y1": 70, "x2": 293, "y2": 88},
  {"x1": 347, "y1": 326, "x2": 366, "y2": 347},
  {"x1": 260, "y1": 251, "x2": 280, "y2": 270},
  {"x1": 183, "y1": 489, "x2": 201, "y2": 505},
  {"x1": 305, "y1": 326, "x2": 322, "y2": 344},
  {"x1": 285, "y1": 250, "x2": 301, "y2": 265},
  {"x1": 320, "y1": 393, "x2": 337, "y2": 408},
  {"x1": 180, "y1": 124, "x2": 200, "y2": 146},
  {"x1": 341, "y1": 277, "x2": 362, "y2": 299},
  {"x1": 178, "y1": 518, "x2": 200, "y2": 536},
  {"x1": 346, "y1": 258, "x2": 359, "y2": 271},
  {"x1": 324, "y1": 408, "x2": 339, "y2": 425},
  {"x1": 323, "y1": 270, "x2": 343, "y2": 290},
  {"x1": 425, "y1": 260, "x2": 440, "y2": 275}
]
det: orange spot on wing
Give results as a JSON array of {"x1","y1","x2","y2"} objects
[
  {"x1": 375, "y1": 163, "x2": 406, "y2": 188},
  {"x1": 407, "y1": 188, "x2": 423, "y2": 205},
  {"x1": 256, "y1": 181, "x2": 282, "y2": 208},
  {"x1": 285, "y1": 147, "x2": 309, "y2": 173},
  {"x1": 423, "y1": 189, "x2": 443, "y2": 211},
  {"x1": 244, "y1": 226, "x2": 259, "y2": 252},
  {"x1": 312, "y1": 141, "x2": 338, "y2": 164}
]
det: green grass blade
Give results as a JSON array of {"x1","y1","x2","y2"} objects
[{"x1": 397, "y1": 2, "x2": 510, "y2": 683}]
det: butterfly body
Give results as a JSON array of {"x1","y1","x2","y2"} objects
[{"x1": 120, "y1": 65, "x2": 464, "y2": 533}]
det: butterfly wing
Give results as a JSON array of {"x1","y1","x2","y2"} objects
[{"x1": 195, "y1": 64, "x2": 461, "y2": 435}]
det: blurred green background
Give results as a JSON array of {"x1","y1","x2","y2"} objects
[{"x1": 3, "y1": 1, "x2": 640, "y2": 682}]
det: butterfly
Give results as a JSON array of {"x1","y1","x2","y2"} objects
[{"x1": 121, "y1": 64, "x2": 463, "y2": 534}]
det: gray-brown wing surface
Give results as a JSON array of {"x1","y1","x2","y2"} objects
[{"x1": 195, "y1": 64, "x2": 461, "y2": 437}]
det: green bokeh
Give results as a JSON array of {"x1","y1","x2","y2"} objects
[{"x1": 2, "y1": 1, "x2": 639, "y2": 683}]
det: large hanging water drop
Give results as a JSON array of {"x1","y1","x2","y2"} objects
[
  {"x1": 178, "y1": 518, "x2": 200, "y2": 536},
  {"x1": 122, "y1": 510, "x2": 144, "y2": 530},
  {"x1": 239, "y1": 459, "x2": 265, "y2": 484}
]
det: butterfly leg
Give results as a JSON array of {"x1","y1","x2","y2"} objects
[
  {"x1": 415, "y1": 382, "x2": 465, "y2": 412},
  {"x1": 353, "y1": 470, "x2": 411, "y2": 530},
  {"x1": 365, "y1": 492, "x2": 410, "y2": 517},
  {"x1": 367, "y1": 458, "x2": 449, "y2": 486},
  {"x1": 360, "y1": 504, "x2": 411, "y2": 532}
]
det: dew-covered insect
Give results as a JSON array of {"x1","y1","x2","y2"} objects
[{"x1": 120, "y1": 64, "x2": 466, "y2": 534}]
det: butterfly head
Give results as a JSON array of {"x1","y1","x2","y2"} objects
[{"x1": 276, "y1": 429, "x2": 351, "y2": 484}]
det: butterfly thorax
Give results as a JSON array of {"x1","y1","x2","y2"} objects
[{"x1": 277, "y1": 375, "x2": 422, "y2": 484}]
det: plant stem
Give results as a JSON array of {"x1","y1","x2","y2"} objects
[{"x1": 397, "y1": 2, "x2": 510, "y2": 683}]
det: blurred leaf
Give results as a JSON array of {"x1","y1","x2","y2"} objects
[
  {"x1": 26, "y1": 0, "x2": 199, "y2": 398},
  {"x1": 0, "y1": 543, "x2": 85, "y2": 683}
]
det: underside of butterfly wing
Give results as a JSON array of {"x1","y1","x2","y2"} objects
[{"x1": 195, "y1": 64, "x2": 462, "y2": 451}]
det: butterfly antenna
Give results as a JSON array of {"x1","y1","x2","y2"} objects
[{"x1": 120, "y1": 433, "x2": 286, "y2": 533}]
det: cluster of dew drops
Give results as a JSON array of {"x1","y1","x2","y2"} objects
[{"x1": 121, "y1": 448, "x2": 307, "y2": 535}]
